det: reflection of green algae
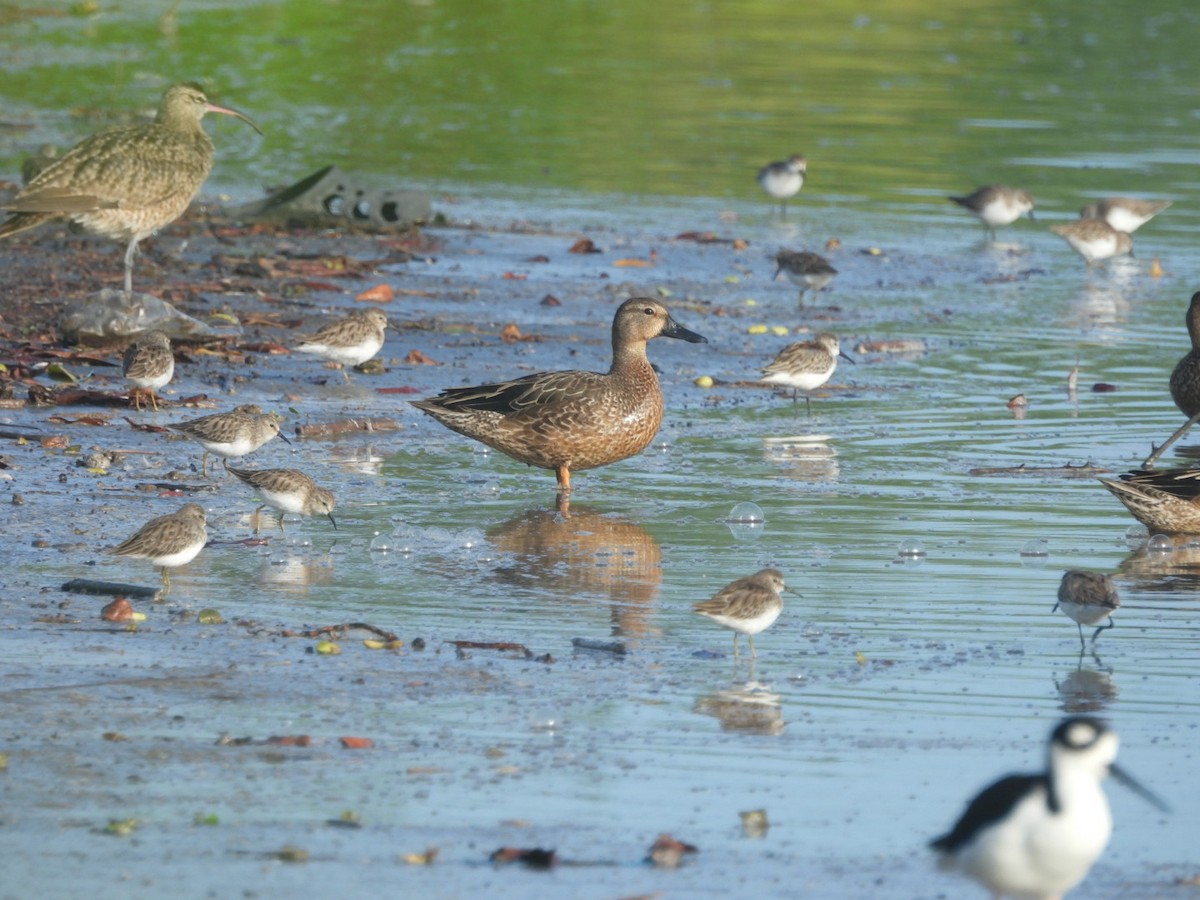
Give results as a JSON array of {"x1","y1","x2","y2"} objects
[{"x1": 0, "y1": 1, "x2": 1190, "y2": 204}]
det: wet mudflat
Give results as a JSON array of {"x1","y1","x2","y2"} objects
[{"x1": 1, "y1": 194, "x2": 1200, "y2": 898}]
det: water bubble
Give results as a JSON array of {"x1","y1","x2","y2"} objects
[
  {"x1": 1147, "y1": 533, "x2": 1173, "y2": 554},
  {"x1": 369, "y1": 531, "x2": 393, "y2": 554},
  {"x1": 728, "y1": 502, "x2": 765, "y2": 523},
  {"x1": 897, "y1": 538, "x2": 926, "y2": 558},
  {"x1": 1018, "y1": 539, "x2": 1049, "y2": 558},
  {"x1": 287, "y1": 534, "x2": 313, "y2": 550},
  {"x1": 1124, "y1": 524, "x2": 1149, "y2": 547}
]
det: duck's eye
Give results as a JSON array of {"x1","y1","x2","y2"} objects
[{"x1": 643, "y1": 306, "x2": 655, "y2": 316}]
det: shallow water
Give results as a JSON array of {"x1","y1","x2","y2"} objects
[{"x1": 4, "y1": 2, "x2": 1200, "y2": 897}]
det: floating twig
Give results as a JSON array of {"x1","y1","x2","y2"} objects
[
  {"x1": 294, "y1": 417, "x2": 401, "y2": 439},
  {"x1": 571, "y1": 637, "x2": 628, "y2": 655},
  {"x1": 968, "y1": 462, "x2": 1110, "y2": 477},
  {"x1": 281, "y1": 622, "x2": 400, "y2": 642},
  {"x1": 61, "y1": 578, "x2": 160, "y2": 600}
]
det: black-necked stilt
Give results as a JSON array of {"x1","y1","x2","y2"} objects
[
  {"x1": 1053, "y1": 570, "x2": 1119, "y2": 648},
  {"x1": 931, "y1": 716, "x2": 1166, "y2": 900}
]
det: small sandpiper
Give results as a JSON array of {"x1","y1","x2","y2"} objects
[
  {"x1": 225, "y1": 463, "x2": 337, "y2": 535},
  {"x1": 773, "y1": 250, "x2": 838, "y2": 305},
  {"x1": 122, "y1": 330, "x2": 174, "y2": 411},
  {"x1": 757, "y1": 154, "x2": 806, "y2": 216},
  {"x1": 1079, "y1": 197, "x2": 1171, "y2": 234},
  {"x1": 1054, "y1": 570, "x2": 1119, "y2": 648},
  {"x1": 761, "y1": 333, "x2": 854, "y2": 414},
  {"x1": 1050, "y1": 219, "x2": 1133, "y2": 269},
  {"x1": 112, "y1": 502, "x2": 207, "y2": 596},
  {"x1": 295, "y1": 308, "x2": 388, "y2": 382},
  {"x1": 931, "y1": 716, "x2": 1166, "y2": 900},
  {"x1": 693, "y1": 568, "x2": 789, "y2": 658},
  {"x1": 169, "y1": 404, "x2": 290, "y2": 477},
  {"x1": 948, "y1": 185, "x2": 1035, "y2": 238}
]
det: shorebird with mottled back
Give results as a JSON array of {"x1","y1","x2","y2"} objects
[
  {"x1": 694, "y1": 568, "x2": 790, "y2": 658},
  {"x1": 931, "y1": 716, "x2": 1166, "y2": 900},
  {"x1": 1099, "y1": 468, "x2": 1200, "y2": 534},
  {"x1": 1050, "y1": 219, "x2": 1132, "y2": 269},
  {"x1": 948, "y1": 185, "x2": 1035, "y2": 238},
  {"x1": 1080, "y1": 197, "x2": 1171, "y2": 233},
  {"x1": 295, "y1": 308, "x2": 388, "y2": 382},
  {"x1": 761, "y1": 332, "x2": 854, "y2": 414},
  {"x1": 112, "y1": 502, "x2": 207, "y2": 596},
  {"x1": 0, "y1": 82, "x2": 261, "y2": 296},
  {"x1": 225, "y1": 463, "x2": 337, "y2": 535},
  {"x1": 411, "y1": 297, "x2": 707, "y2": 508},
  {"x1": 757, "y1": 154, "x2": 806, "y2": 216},
  {"x1": 122, "y1": 330, "x2": 174, "y2": 411},
  {"x1": 773, "y1": 250, "x2": 837, "y2": 305},
  {"x1": 1054, "y1": 570, "x2": 1119, "y2": 648},
  {"x1": 169, "y1": 403, "x2": 289, "y2": 477}
]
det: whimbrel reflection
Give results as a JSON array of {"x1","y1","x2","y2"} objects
[
  {"x1": 693, "y1": 679, "x2": 784, "y2": 735},
  {"x1": 762, "y1": 435, "x2": 839, "y2": 483},
  {"x1": 487, "y1": 505, "x2": 661, "y2": 640}
]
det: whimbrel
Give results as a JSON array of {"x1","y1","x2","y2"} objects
[{"x1": 0, "y1": 82, "x2": 261, "y2": 295}]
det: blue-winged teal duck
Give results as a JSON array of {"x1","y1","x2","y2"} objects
[
  {"x1": 1099, "y1": 468, "x2": 1200, "y2": 534},
  {"x1": 411, "y1": 297, "x2": 707, "y2": 502}
]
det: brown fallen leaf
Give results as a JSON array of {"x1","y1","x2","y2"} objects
[
  {"x1": 404, "y1": 349, "x2": 439, "y2": 365},
  {"x1": 265, "y1": 735, "x2": 313, "y2": 747},
  {"x1": 123, "y1": 417, "x2": 171, "y2": 433},
  {"x1": 1006, "y1": 394, "x2": 1028, "y2": 409},
  {"x1": 402, "y1": 847, "x2": 439, "y2": 865},
  {"x1": 47, "y1": 414, "x2": 110, "y2": 426},
  {"x1": 501, "y1": 272, "x2": 527, "y2": 280},
  {"x1": 1092, "y1": 383, "x2": 1117, "y2": 393},
  {"x1": 540, "y1": 294, "x2": 561, "y2": 307},
  {"x1": 526, "y1": 254, "x2": 550, "y2": 263},
  {"x1": 568, "y1": 238, "x2": 601, "y2": 254},
  {"x1": 1150, "y1": 257, "x2": 1164, "y2": 278},
  {"x1": 647, "y1": 833, "x2": 698, "y2": 868},
  {"x1": 39, "y1": 435, "x2": 68, "y2": 449},
  {"x1": 500, "y1": 323, "x2": 524, "y2": 342},
  {"x1": 613, "y1": 258, "x2": 651, "y2": 268},
  {"x1": 356, "y1": 283, "x2": 395, "y2": 303},
  {"x1": 339, "y1": 736, "x2": 374, "y2": 750},
  {"x1": 101, "y1": 597, "x2": 135, "y2": 622}
]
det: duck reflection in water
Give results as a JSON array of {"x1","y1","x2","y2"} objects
[{"x1": 486, "y1": 505, "x2": 661, "y2": 641}]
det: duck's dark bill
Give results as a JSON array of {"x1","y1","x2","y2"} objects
[{"x1": 662, "y1": 318, "x2": 708, "y2": 344}]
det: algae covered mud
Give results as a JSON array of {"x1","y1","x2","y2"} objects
[{"x1": 3, "y1": 0, "x2": 1200, "y2": 896}]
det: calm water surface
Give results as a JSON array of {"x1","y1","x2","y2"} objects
[{"x1": 2, "y1": 2, "x2": 1200, "y2": 897}]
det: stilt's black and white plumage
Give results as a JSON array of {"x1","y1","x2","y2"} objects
[{"x1": 930, "y1": 717, "x2": 1165, "y2": 900}]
